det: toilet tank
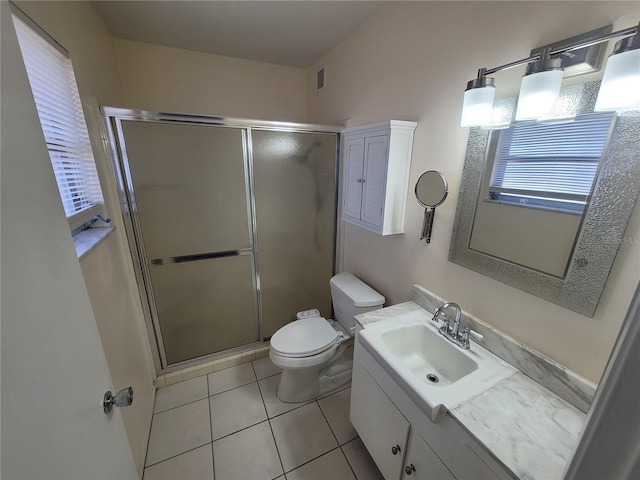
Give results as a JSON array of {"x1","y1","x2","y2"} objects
[{"x1": 330, "y1": 272, "x2": 385, "y2": 332}]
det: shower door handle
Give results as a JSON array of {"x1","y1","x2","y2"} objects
[{"x1": 150, "y1": 248, "x2": 253, "y2": 266}]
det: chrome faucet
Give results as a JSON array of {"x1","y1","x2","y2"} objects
[
  {"x1": 433, "y1": 302, "x2": 462, "y2": 335},
  {"x1": 431, "y1": 302, "x2": 484, "y2": 350}
]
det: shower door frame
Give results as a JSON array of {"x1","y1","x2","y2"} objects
[{"x1": 102, "y1": 107, "x2": 342, "y2": 373}]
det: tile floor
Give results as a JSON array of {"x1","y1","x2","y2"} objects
[{"x1": 144, "y1": 356, "x2": 385, "y2": 480}]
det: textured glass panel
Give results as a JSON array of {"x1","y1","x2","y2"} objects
[
  {"x1": 252, "y1": 131, "x2": 337, "y2": 337},
  {"x1": 121, "y1": 121, "x2": 250, "y2": 258},
  {"x1": 150, "y1": 255, "x2": 257, "y2": 364}
]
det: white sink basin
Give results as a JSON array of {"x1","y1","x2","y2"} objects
[
  {"x1": 358, "y1": 309, "x2": 516, "y2": 421},
  {"x1": 380, "y1": 323, "x2": 478, "y2": 386}
]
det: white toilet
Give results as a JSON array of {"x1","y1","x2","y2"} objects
[{"x1": 269, "y1": 272, "x2": 385, "y2": 403}]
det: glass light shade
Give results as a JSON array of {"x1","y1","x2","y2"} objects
[
  {"x1": 595, "y1": 49, "x2": 640, "y2": 111},
  {"x1": 461, "y1": 86, "x2": 496, "y2": 127},
  {"x1": 515, "y1": 70, "x2": 564, "y2": 121}
]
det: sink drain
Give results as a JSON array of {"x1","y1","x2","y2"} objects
[{"x1": 426, "y1": 373, "x2": 439, "y2": 383}]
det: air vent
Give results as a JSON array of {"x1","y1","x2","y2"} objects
[{"x1": 316, "y1": 65, "x2": 326, "y2": 92}]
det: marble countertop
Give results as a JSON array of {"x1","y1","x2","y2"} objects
[
  {"x1": 450, "y1": 373, "x2": 585, "y2": 480},
  {"x1": 355, "y1": 300, "x2": 424, "y2": 326},
  {"x1": 355, "y1": 302, "x2": 586, "y2": 480}
]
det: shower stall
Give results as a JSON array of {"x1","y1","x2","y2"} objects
[{"x1": 103, "y1": 108, "x2": 341, "y2": 370}]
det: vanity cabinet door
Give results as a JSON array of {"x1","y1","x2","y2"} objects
[
  {"x1": 402, "y1": 431, "x2": 455, "y2": 480},
  {"x1": 351, "y1": 360, "x2": 410, "y2": 480}
]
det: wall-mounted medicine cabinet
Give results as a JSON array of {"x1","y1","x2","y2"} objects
[{"x1": 341, "y1": 120, "x2": 417, "y2": 235}]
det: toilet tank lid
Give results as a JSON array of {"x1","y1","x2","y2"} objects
[{"x1": 330, "y1": 272, "x2": 385, "y2": 307}]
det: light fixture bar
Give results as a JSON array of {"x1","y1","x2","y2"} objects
[
  {"x1": 484, "y1": 55, "x2": 540, "y2": 76},
  {"x1": 482, "y1": 24, "x2": 638, "y2": 77},
  {"x1": 549, "y1": 24, "x2": 638, "y2": 56},
  {"x1": 461, "y1": 22, "x2": 639, "y2": 127}
]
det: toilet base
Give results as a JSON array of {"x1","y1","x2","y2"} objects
[{"x1": 276, "y1": 344, "x2": 353, "y2": 403}]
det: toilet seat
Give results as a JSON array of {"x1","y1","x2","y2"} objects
[{"x1": 270, "y1": 316, "x2": 340, "y2": 358}]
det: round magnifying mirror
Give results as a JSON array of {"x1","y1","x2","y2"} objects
[{"x1": 415, "y1": 171, "x2": 448, "y2": 243}]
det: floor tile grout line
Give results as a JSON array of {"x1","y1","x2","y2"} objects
[
  {"x1": 317, "y1": 387, "x2": 358, "y2": 446},
  {"x1": 340, "y1": 443, "x2": 360, "y2": 480},
  {"x1": 207, "y1": 363, "x2": 257, "y2": 397},
  {"x1": 316, "y1": 398, "x2": 342, "y2": 448},
  {"x1": 208, "y1": 378, "x2": 258, "y2": 399},
  {"x1": 211, "y1": 416, "x2": 271, "y2": 443},
  {"x1": 266, "y1": 417, "x2": 286, "y2": 477},
  {"x1": 206, "y1": 375, "x2": 215, "y2": 477},
  {"x1": 142, "y1": 384, "x2": 160, "y2": 473},
  {"x1": 281, "y1": 445, "x2": 347, "y2": 476},
  {"x1": 143, "y1": 441, "x2": 213, "y2": 470},
  {"x1": 153, "y1": 393, "x2": 210, "y2": 415}
]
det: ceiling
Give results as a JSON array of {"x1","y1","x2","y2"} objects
[{"x1": 92, "y1": 1, "x2": 385, "y2": 68}]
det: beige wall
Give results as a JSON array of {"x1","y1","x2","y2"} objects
[
  {"x1": 14, "y1": 1, "x2": 156, "y2": 475},
  {"x1": 114, "y1": 38, "x2": 307, "y2": 121},
  {"x1": 308, "y1": 1, "x2": 640, "y2": 383}
]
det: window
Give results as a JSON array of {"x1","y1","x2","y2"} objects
[
  {"x1": 12, "y1": 12, "x2": 105, "y2": 232},
  {"x1": 487, "y1": 113, "x2": 616, "y2": 214}
]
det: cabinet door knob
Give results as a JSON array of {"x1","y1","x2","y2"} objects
[
  {"x1": 405, "y1": 464, "x2": 416, "y2": 475},
  {"x1": 391, "y1": 444, "x2": 401, "y2": 455}
]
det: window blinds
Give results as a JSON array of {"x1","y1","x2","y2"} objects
[
  {"x1": 489, "y1": 114, "x2": 615, "y2": 210},
  {"x1": 13, "y1": 14, "x2": 104, "y2": 229}
]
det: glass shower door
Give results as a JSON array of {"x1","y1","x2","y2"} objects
[
  {"x1": 119, "y1": 121, "x2": 258, "y2": 365},
  {"x1": 252, "y1": 130, "x2": 337, "y2": 337}
]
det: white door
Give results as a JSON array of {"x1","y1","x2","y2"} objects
[{"x1": 1, "y1": 4, "x2": 138, "y2": 479}]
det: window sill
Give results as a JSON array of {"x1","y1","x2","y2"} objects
[{"x1": 74, "y1": 227, "x2": 115, "y2": 260}]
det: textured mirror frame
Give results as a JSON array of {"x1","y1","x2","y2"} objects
[{"x1": 450, "y1": 81, "x2": 640, "y2": 317}]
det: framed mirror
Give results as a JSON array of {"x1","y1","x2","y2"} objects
[{"x1": 450, "y1": 81, "x2": 640, "y2": 317}]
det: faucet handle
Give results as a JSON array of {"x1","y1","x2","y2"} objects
[
  {"x1": 469, "y1": 329, "x2": 484, "y2": 343},
  {"x1": 460, "y1": 327, "x2": 484, "y2": 349}
]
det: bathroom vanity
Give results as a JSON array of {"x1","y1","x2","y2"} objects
[{"x1": 351, "y1": 302, "x2": 586, "y2": 480}]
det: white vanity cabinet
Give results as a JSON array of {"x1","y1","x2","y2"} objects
[
  {"x1": 403, "y1": 431, "x2": 456, "y2": 480},
  {"x1": 351, "y1": 336, "x2": 515, "y2": 480},
  {"x1": 352, "y1": 360, "x2": 456, "y2": 480},
  {"x1": 351, "y1": 360, "x2": 409, "y2": 479},
  {"x1": 341, "y1": 120, "x2": 417, "y2": 235}
]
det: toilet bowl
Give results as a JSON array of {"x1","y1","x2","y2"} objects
[{"x1": 269, "y1": 272, "x2": 385, "y2": 403}]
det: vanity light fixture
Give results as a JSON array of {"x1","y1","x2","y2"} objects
[
  {"x1": 514, "y1": 49, "x2": 564, "y2": 121},
  {"x1": 460, "y1": 21, "x2": 640, "y2": 127},
  {"x1": 461, "y1": 68, "x2": 496, "y2": 127},
  {"x1": 595, "y1": 31, "x2": 640, "y2": 111}
]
